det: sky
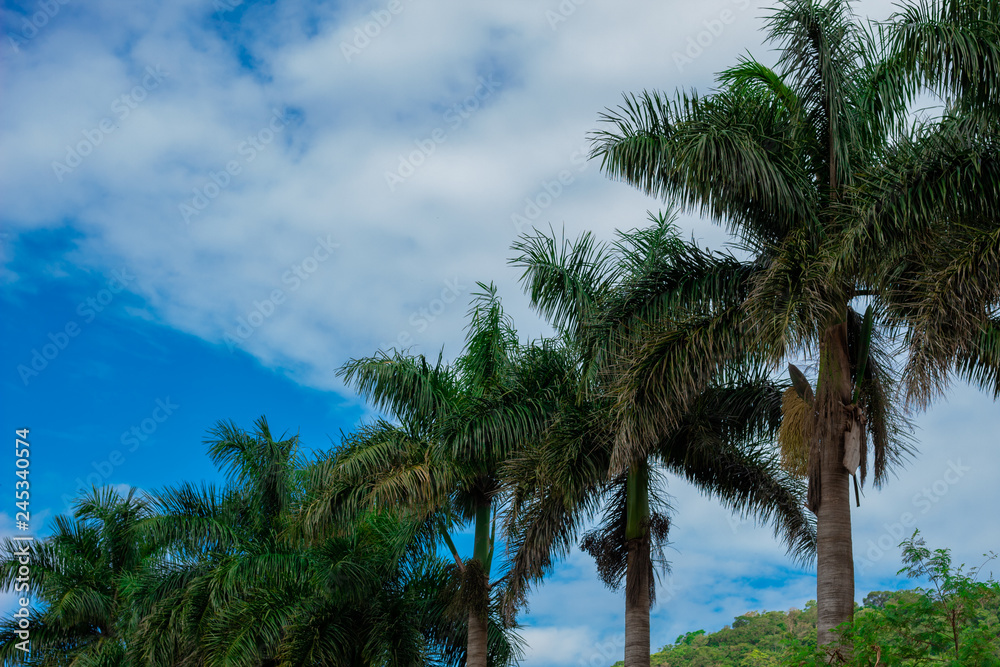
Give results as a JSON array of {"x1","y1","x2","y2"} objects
[{"x1": 1, "y1": 0, "x2": 998, "y2": 665}]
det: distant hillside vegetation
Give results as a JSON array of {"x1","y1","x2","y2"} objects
[
  {"x1": 611, "y1": 600, "x2": 817, "y2": 667},
  {"x1": 610, "y1": 585, "x2": 1000, "y2": 667}
]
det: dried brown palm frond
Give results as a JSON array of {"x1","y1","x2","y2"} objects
[{"x1": 779, "y1": 386, "x2": 813, "y2": 477}]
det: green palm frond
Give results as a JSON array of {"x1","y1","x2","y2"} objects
[
  {"x1": 510, "y1": 226, "x2": 618, "y2": 335},
  {"x1": 459, "y1": 282, "x2": 520, "y2": 394},
  {"x1": 338, "y1": 349, "x2": 461, "y2": 431},
  {"x1": 610, "y1": 305, "x2": 751, "y2": 468},
  {"x1": 500, "y1": 394, "x2": 614, "y2": 619},
  {"x1": 656, "y1": 376, "x2": 817, "y2": 565},
  {"x1": 592, "y1": 87, "x2": 817, "y2": 251},
  {"x1": 886, "y1": 0, "x2": 1000, "y2": 111}
]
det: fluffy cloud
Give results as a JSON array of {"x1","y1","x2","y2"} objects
[{"x1": 1, "y1": 0, "x2": 816, "y2": 393}]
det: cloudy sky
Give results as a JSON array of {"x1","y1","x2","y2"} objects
[{"x1": 2, "y1": 0, "x2": 998, "y2": 664}]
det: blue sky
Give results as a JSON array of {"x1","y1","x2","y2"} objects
[{"x1": 2, "y1": 0, "x2": 998, "y2": 665}]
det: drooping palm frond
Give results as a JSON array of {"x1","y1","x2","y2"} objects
[
  {"x1": 743, "y1": 225, "x2": 852, "y2": 364},
  {"x1": 609, "y1": 302, "x2": 751, "y2": 469},
  {"x1": 142, "y1": 481, "x2": 248, "y2": 558},
  {"x1": 845, "y1": 306, "x2": 917, "y2": 486},
  {"x1": 509, "y1": 226, "x2": 619, "y2": 336},
  {"x1": 597, "y1": 234, "x2": 758, "y2": 339},
  {"x1": 886, "y1": 0, "x2": 1000, "y2": 111},
  {"x1": 592, "y1": 87, "x2": 817, "y2": 252},
  {"x1": 654, "y1": 375, "x2": 818, "y2": 565},
  {"x1": 846, "y1": 112, "x2": 1000, "y2": 405},
  {"x1": 955, "y1": 317, "x2": 1000, "y2": 398},
  {"x1": 500, "y1": 393, "x2": 614, "y2": 620},
  {"x1": 718, "y1": 55, "x2": 806, "y2": 120},
  {"x1": 339, "y1": 349, "x2": 462, "y2": 432},
  {"x1": 299, "y1": 419, "x2": 462, "y2": 539}
]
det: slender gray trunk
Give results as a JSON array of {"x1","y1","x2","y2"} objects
[
  {"x1": 467, "y1": 608, "x2": 488, "y2": 667},
  {"x1": 815, "y1": 322, "x2": 855, "y2": 654},
  {"x1": 624, "y1": 538, "x2": 651, "y2": 667},
  {"x1": 816, "y1": 445, "x2": 854, "y2": 648}
]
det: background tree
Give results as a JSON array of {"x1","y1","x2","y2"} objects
[
  {"x1": 0, "y1": 487, "x2": 155, "y2": 666},
  {"x1": 129, "y1": 416, "x2": 307, "y2": 666}
]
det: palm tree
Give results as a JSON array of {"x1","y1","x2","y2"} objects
[
  {"x1": 506, "y1": 214, "x2": 816, "y2": 667},
  {"x1": 301, "y1": 284, "x2": 560, "y2": 667},
  {"x1": 0, "y1": 486, "x2": 155, "y2": 666},
  {"x1": 587, "y1": 0, "x2": 998, "y2": 651},
  {"x1": 127, "y1": 416, "x2": 306, "y2": 666},
  {"x1": 133, "y1": 415, "x2": 468, "y2": 667}
]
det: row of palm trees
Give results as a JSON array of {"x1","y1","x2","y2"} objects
[
  {"x1": 3, "y1": 0, "x2": 998, "y2": 665},
  {"x1": 0, "y1": 278, "x2": 814, "y2": 667}
]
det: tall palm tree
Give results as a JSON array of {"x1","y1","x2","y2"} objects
[
  {"x1": 506, "y1": 214, "x2": 816, "y2": 667},
  {"x1": 587, "y1": 0, "x2": 998, "y2": 652},
  {"x1": 0, "y1": 486, "x2": 155, "y2": 666},
  {"x1": 301, "y1": 285, "x2": 559, "y2": 667}
]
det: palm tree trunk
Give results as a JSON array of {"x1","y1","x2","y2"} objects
[
  {"x1": 624, "y1": 462, "x2": 651, "y2": 667},
  {"x1": 467, "y1": 501, "x2": 492, "y2": 667},
  {"x1": 814, "y1": 322, "x2": 855, "y2": 652},
  {"x1": 467, "y1": 608, "x2": 489, "y2": 667},
  {"x1": 624, "y1": 538, "x2": 651, "y2": 667}
]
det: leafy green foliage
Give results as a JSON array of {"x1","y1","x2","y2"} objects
[
  {"x1": 603, "y1": 535, "x2": 999, "y2": 667},
  {"x1": 0, "y1": 487, "x2": 155, "y2": 666},
  {"x1": 311, "y1": 285, "x2": 547, "y2": 666},
  {"x1": 784, "y1": 532, "x2": 1000, "y2": 666},
  {"x1": 0, "y1": 418, "x2": 509, "y2": 667}
]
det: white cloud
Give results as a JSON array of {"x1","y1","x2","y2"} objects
[
  {"x1": 519, "y1": 626, "x2": 623, "y2": 667},
  {"x1": 1, "y1": 0, "x2": 804, "y2": 392}
]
